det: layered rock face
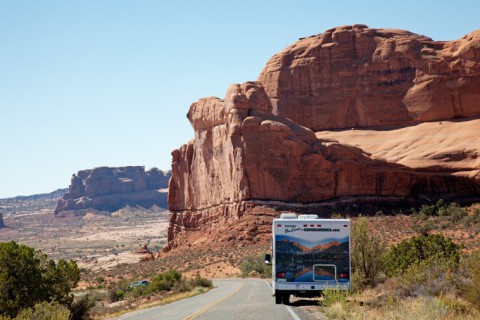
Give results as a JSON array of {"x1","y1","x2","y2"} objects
[
  {"x1": 259, "y1": 24, "x2": 480, "y2": 130},
  {"x1": 165, "y1": 26, "x2": 480, "y2": 250},
  {"x1": 55, "y1": 166, "x2": 171, "y2": 214}
]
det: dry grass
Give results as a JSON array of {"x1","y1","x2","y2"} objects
[{"x1": 341, "y1": 294, "x2": 479, "y2": 320}]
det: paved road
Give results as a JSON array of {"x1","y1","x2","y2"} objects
[{"x1": 112, "y1": 279, "x2": 307, "y2": 320}]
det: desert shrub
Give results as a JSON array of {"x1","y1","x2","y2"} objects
[
  {"x1": 130, "y1": 285, "x2": 149, "y2": 298},
  {"x1": 386, "y1": 234, "x2": 461, "y2": 277},
  {"x1": 107, "y1": 288, "x2": 126, "y2": 303},
  {"x1": 69, "y1": 295, "x2": 96, "y2": 320},
  {"x1": 320, "y1": 288, "x2": 349, "y2": 308},
  {"x1": 148, "y1": 269, "x2": 183, "y2": 293},
  {"x1": 417, "y1": 200, "x2": 467, "y2": 223},
  {"x1": 466, "y1": 207, "x2": 480, "y2": 224},
  {"x1": 399, "y1": 254, "x2": 458, "y2": 296},
  {"x1": 239, "y1": 253, "x2": 272, "y2": 278},
  {"x1": 106, "y1": 279, "x2": 129, "y2": 303},
  {"x1": 320, "y1": 288, "x2": 350, "y2": 320},
  {"x1": 15, "y1": 301, "x2": 70, "y2": 320},
  {"x1": 418, "y1": 203, "x2": 436, "y2": 216},
  {"x1": 444, "y1": 203, "x2": 468, "y2": 222},
  {"x1": 460, "y1": 250, "x2": 480, "y2": 310},
  {"x1": 351, "y1": 217, "x2": 387, "y2": 291},
  {"x1": 189, "y1": 274, "x2": 213, "y2": 288}
]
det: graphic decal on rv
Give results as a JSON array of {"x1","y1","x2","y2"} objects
[{"x1": 275, "y1": 234, "x2": 350, "y2": 283}]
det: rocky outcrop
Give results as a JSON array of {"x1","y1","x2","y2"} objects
[
  {"x1": 165, "y1": 26, "x2": 480, "y2": 251},
  {"x1": 55, "y1": 166, "x2": 171, "y2": 214},
  {"x1": 259, "y1": 24, "x2": 480, "y2": 130}
]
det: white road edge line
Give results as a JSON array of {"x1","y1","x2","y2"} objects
[
  {"x1": 285, "y1": 305, "x2": 302, "y2": 320},
  {"x1": 264, "y1": 279, "x2": 272, "y2": 289},
  {"x1": 264, "y1": 279, "x2": 302, "y2": 320}
]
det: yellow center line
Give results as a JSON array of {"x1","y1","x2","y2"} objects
[{"x1": 184, "y1": 283, "x2": 245, "y2": 320}]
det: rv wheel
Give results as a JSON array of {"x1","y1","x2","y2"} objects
[{"x1": 275, "y1": 294, "x2": 282, "y2": 304}]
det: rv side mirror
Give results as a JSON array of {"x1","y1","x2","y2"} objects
[{"x1": 264, "y1": 254, "x2": 271, "y2": 265}]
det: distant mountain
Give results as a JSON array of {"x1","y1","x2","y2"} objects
[{"x1": 3, "y1": 188, "x2": 68, "y2": 201}]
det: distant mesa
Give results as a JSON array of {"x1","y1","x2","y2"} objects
[
  {"x1": 54, "y1": 166, "x2": 171, "y2": 215},
  {"x1": 164, "y1": 25, "x2": 480, "y2": 251}
]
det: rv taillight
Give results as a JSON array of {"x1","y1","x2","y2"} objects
[
  {"x1": 339, "y1": 273, "x2": 349, "y2": 279},
  {"x1": 317, "y1": 224, "x2": 322, "y2": 227},
  {"x1": 303, "y1": 224, "x2": 307, "y2": 227},
  {"x1": 277, "y1": 224, "x2": 281, "y2": 227},
  {"x1": 277, "y1": 272, "x2": 286, "y2": 279},
  {"x1": 343, "y1": 225, "x2": 348, "y2": 227}
]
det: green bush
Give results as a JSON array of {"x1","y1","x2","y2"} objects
[
  {"x1": 69, "y1": 295, "x2": 95, "y2": 320},
  {"x1": 0, "y1": 241, "x2": 80, "y2": 318},
  {"x1": 418, "y1": 204, "x2": 436, "y2": 216},
  {"x1": 399, "y1": 254, "x2": 458, "y2": 296},
  {"x1": 189, "y1": 275, "x2": 213, "y2": 289},
  {"x1": 386, "y1": 234, "x2": 461, "y2": 277},
  {"x1": 130, "y1": 285, "x2": 149, "y2": 298},
  {"x1": 15, "y1": 301, "x2": 70, "y2": 320},
  {"x1": 472, "y1": 207, "x2": 480, "y2": 223},
  {"x1": 239, "y1": 253, "x2": 272, "y2": 278},
  {"x1": 106, "y1": 279, "x2": 129, "y2": 303},
  {"x1": 148, "y1": 269, "x2": 183, "y2": 293},
  {"x1": 460, "y1": 250, "x2": 480, "y2": 310},
  {"x1": 320, "y1": 288, "x2": 350, "y2": 320},
  {"x1": 444, "y1": 203, "x2": 467, "y2": 222},
  {"x1": 320, "y1": 288, "x2": 349, "y2": 308},
  {"x1": 417, "y1": 200, "x2": 467, "y2": 222},
  {"x1": 351, "y1": 217, "x2": 387, "y2": 291}
]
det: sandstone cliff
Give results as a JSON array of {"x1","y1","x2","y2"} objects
[
  {"x1": 259, "y1": 24, "x2": 480, "y2": 130},
  {"x1": 55, "y1": 166, "x2": 171, "y2": 214},
  {"x1": 165, "y1": 26, "x2": 480, "y2": 251}
]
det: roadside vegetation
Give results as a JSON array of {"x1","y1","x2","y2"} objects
[
  {"x1": 239, "y1": 253, "x2": 272, "y2": 278},
  {"x1": 85, "y1": 269, "x2": 213, "y2": 318},
  {"x1": 0, "y1": 241, "x2": 213, "y2": 320},
  {"x1": 318, "y1": 201, "x2": 480, "y2": 320},
  {"x1": 0, "y1": 241, "x2": 92, "y2": 320}
]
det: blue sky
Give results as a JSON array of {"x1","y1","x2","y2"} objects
[{"x1": 0, "y1": 0, "x2": 479, "y2": 198}]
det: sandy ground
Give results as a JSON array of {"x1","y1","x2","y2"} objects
[{"x1": 0, "y1": 205, "x2": 170, "y2": 272}]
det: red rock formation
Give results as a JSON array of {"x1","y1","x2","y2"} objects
[
  {"x1": 165, "y1": 26, "x2": 480, "y2": 251},
  {"x1": 55, "y1": 166, "x2": 171, "y2": 214},
  {"x1": 259, "y1": 24, "x2": 480, "y2": 130}
]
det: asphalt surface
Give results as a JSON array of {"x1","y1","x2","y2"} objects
[{"x1": 112, "y1": 279, "x2": 311, "y2": 320}]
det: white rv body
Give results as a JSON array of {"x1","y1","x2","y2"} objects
[{"x1": 271, "y1": 214, "x2": 351, "y2": 304}]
